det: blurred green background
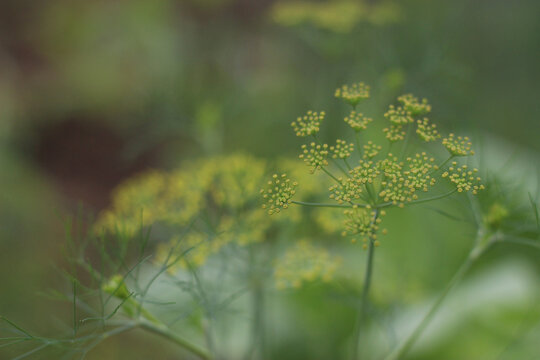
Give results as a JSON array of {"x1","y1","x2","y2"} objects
[{"x1": 1, "y1": 0, "x2": 539, "y2": 359}]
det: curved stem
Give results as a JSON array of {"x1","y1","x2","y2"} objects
[
  {"x1": 501, "y1": 236, "x2": 540, "y2": 250},
  {"x1": 384, "y1": 235, "x2": 496, "y2": 360},
  {"x1": 139, "y1": 318, "x2": 212, "y2": 360},
  {"x1": 352, "y1": 210, "x2": 380, "y2": 360}
]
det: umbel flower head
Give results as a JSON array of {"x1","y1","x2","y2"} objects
[
  {"x1": 299, "y1": 142, "x2": 329, "y2": 173},
  {"x1": 398, "y1": 93, "x2": 431, "y2": 116},
  {"x1": 330, "y1": 139, "x2": 354, "y2": 159},
  {"x1": 264, "y1": 81, "x2": 485, "y2": 247},
  {"x1": 344, "y1": 110, "x2": 372, "y2": 132},
  {"x1": 291, "y1": 110, "x2": 325, "y2": 137},
  {"x1": 261, "y1": 174, "x2": 298, "y2": 215},
  {"x1": 342, "y1": 207, "x2": 387, "y2": 248},
  {"x1": 384, "y1": 105, "x2": 413, "y2": 125},
  {"x1": 442, "y1": 133, "x2": 474, "y2": 156},
  {"x1": 335, "y1": 82, "x2": 370, "y2": 107},
  {"x1": 416, "y1": 118, "x2": 440, "y2": 142},
  {"x1": 363, "y1": 141, "x2": 382, "y2": 159},
  {"x1": 442, "y1": 162, "x2": 485, "y2": 194},
  {"x1": 383, "y1": 123, "x2": 406, "y2": 142},
  {"x1": 329, "y1": 160, "x2": 380, "y2": 204}
]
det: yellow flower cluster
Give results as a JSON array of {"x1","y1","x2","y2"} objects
[
  {"x1": 97, "y1": 154, "x2": 295, "y2": 269},
  {"x1": 363, "y1": 141, "x2": 382, "y2": 159},
  {"x1": 94, "y1": 171, "x2": 170, "y2": 235},
  {"x1": 274, "y1": 240, "x2": 341, "y2": 289},
  {"x1": 291, "y1": 110, "x2": 325, "y2": 137},
  {"x1": 261, "y1": 174, "x2": 298, "y2": 215},
  {"x1": 404, "y1": 153, "x2": 437, "y2": 193},
  {"x1": 270, "y1": 1, "x2": 366, "y2": 33},
  {"x1": 384, "y1": 105, "x2": 413, "y2": 125},
  {"x1": 383, "y1": 124, "x2": 406, "y2": 142},
  {"x1": 329, "y1": 160, "x2": 380, "y2": 204},
  {"x1": 335, "y1": 82, "x2": 370, "y2": 107},
  {"x1": 330, "y1": 139, "x2": 354, "y2": 159},
  {"x1": 344, "y1": 110, "x2": 372, "y2": 132},
  {"x1": 156, "y1": 232, "x2": 223, "y2": 271},
  {"x1": 342, "y1": 208, "x2": 386, "y2": 247},
  {"x1": 299, "y1": 142, "x2": 329, "y2": 173},
  {"x1": 442, "y1": 162, "x2": 484, "y2": 194},
  {"x1": 377, "y1": 153, "x2": 437, "y2": 205},
  {"x1": 442, "y1": 134, "x2": 475, "y2": 156},
  {"x1": 398, "y1": 93, "x2": 431, "y2": 116},
  {"x1": 416, "y1": 118, "x2": 440, "y2": 142},
  {"x1": 267, "y1": 82, "x2": 485, "y2": 247}
]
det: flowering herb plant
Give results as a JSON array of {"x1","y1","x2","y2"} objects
[{"x1": 2, "y1": 83, "x2": 539, "y2": 360}]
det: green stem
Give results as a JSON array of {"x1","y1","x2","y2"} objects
[
  {"x1": 355, "y1": 132, "x2": 363, "y2": 159},
  {"x1": 291, "y1": 200, "x2": 369, "y2": 209},
  {"x1": 501, "y1": 236, "x2": 540, "y2": 250},
  {"x1": 400, "y1": 123, "x2": 413, "y2": 159},
  {"x1": 377, "y1": 189, "x2": 458, "y2": 209},
  {"x1": 384, "y1": 235, "x2": 496, "y2": 360},
  {"x1": 313, "y1": 134, "x2": 349, "y2": 176},
  {"x1": 429, "y1": 155, "x2": 455, "y2": 176},
  {"x1": 139, "y1": 318, "x2": 212, "y2": 360},
  {"x1": 322, "y1": 167, "x2": 342, "y2": 183},
  {"x1": 437, "y1": 155, "x2": 455, "y2": 170},
  {"x1": 352, "y1": 210, "x2": 379, "y2": 360},
  {"x1": 344, "y1": 158, "x2": 353, "y2": 171}
]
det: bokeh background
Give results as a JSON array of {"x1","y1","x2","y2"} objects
[{"x1": 1, "y1": 0, "x2": 539, "y2": 359}]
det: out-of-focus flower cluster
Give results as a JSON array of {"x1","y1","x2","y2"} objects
[
  {"x1": 96, "y1": 154, "x2": 332, "y2": 271},
  {"x1": 270, "y1": 1, "x2": 401, "y2": 33},
  {"x1": 335, "y1": 82, "x2": 370, "y2": 107},
  {"x1": 274, "y1": 241, "x2": 341, "y2": 289}
]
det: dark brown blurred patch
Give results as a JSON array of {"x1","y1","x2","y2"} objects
[{"x1": 32, "y1": 118, "x2": 159, "y2": 211}]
